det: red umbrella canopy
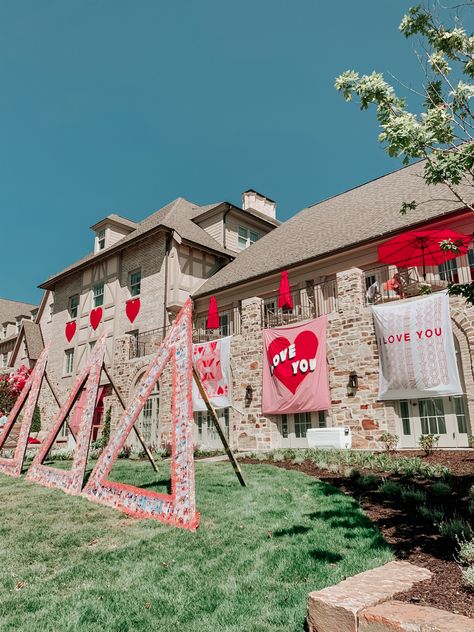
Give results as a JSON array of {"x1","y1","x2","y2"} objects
[
  {"x1": 278, "y1": 270, "x2": 294, "y2": 309},
  {"x1": 206, "y1": 295, "x2": 220, "y2": 330},
  {"x1": 378, "y1": 229, "x2": 472, "y2": 270}
]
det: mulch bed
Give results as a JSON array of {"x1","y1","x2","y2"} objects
[{"x1": 239, "y1": 450, "x2": 474, "y2": 618}]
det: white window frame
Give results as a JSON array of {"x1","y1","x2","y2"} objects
[
  {"x1": 93, "y1": 283, "x2": 104, "y2": 308},
  {"x1": 69, "y1": 294, "x2": 79, "y2": 319},
  {"x1": 64, "y1": 349, "x2": 74, "y2": 375},
  {"x1": 97, "y1": 229, "x2": 106, "y2": 251},
  {"x1": 238, "y1": 226, "x2": 261, "y2": 249},
  {"x1": 129, "y1": 269, "x2": 141, "y2": 297}
]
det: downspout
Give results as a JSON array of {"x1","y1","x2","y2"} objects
[{"x1": 163, "y1": 231, "x2": 173, "y2": 336}]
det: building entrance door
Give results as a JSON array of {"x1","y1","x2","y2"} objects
[
  {"x1": 136, "y1": 382, "x2": 160, "y2": 447},
  {"x1": 194, "y1": 408, "x2": 229, "y2": 449},
  {"x1": 398, "y1": 396, "x2": 469, "y2": 448},
  {"x1": 278, "y1": 411, "x2": 326, "y2": 448}
]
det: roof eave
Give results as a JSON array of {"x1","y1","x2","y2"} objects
[{"x1": 193, "y1": 205, "x2": 471, "y2": 299}]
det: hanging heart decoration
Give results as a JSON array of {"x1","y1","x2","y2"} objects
[
  {"x1": 65, "y1": 321, "x2": 77, "y2": 343},
  {"x1": 90, "y1": 307, "x2": 103, "y2": 331},
  {"x1": 126, "y1": 298, "x2": 141, "y2": 324}
]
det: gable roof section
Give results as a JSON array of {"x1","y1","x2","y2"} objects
[
  {"x1": 40, "y1": 198, "x2": 236, "y2": 289},
  {"x1": 0, "y1": 299, "x2": 37, "y2": 326},
  {"x1": 193, "y1": 160, "x2": 474, "y2": 298},
  {"x1": 192, "y1": 202, "x2": 281, "y2": 228}
]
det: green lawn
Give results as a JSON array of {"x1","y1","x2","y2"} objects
[{"x1": 0, "y1": 461, "x2": 392, "y2": 632}]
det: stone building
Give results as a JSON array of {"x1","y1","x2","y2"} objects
[
  {"x1": 32, "y1": 193, "x2": 278, "y2": 445},
  {"x1": 193, "y1": 160, "x2": 474, "y2": 450},
  {"x1": 0, "y1": 298, "x2": 38, "y2": 372}
]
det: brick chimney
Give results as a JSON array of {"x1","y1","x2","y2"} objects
[{"x1": 242, "y1": 189, "x2": 276, "y2": 220}]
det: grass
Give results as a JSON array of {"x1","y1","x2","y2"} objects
[{"x1": 0, "y1": 461, "x2": 392, "y2": 632}]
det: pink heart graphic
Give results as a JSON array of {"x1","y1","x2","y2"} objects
[
  {"x1": 267, "y1": 330, "x2": 318, "y2": 395},
  {"x1": 65, "y1": 321, "x2": 76, "y2": 343},
  {"x1": 90, "y1": 307, "x2": 102, "y2": 331},
  {"x1": 126, "y1": 298, "x2": 140, "y2": 324}
]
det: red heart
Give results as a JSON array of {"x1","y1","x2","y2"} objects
[
  {"x1": 65, "y1": 321, "x2": 76, "y2": 342},
  {"x1": 267, "y1": 330, "x2": 318, "y2": 395},
  {"x1": 126, "y1": 298, "x2": 140, "y2": 324},
  {"x1": 90, "y1": 307, "x2": 102, "y2": 331}
]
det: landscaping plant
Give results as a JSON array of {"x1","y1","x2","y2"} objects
[
  {"x1": 418, "y1": 433, "x2": 440, "y2": 456},
  {"x1": 379, "y1": 432, "x2": 399, "y2": 453}
]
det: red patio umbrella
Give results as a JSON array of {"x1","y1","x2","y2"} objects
[
  {"x1": 278, "y1": 270, "x2": 293, "y2": 309},
  {"x1": 378, "y1": 229, "x2": 472, "y2": 278},
  {"x1": 206, "y1": 295, "x2": 220, "y2": 330}
]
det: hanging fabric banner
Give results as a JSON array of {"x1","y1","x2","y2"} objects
[
  {"x1": 192, "y1": 336, "x2": 232, "y2": 412},
  {"x1": 262, "y1": 316, "x2": 330, "y2": 415},
  {"x1": 372, "y1": 292, "x2": 462, "y2": 400}
]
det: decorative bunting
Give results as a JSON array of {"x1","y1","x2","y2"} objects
[
  {"x1": 90, "y1": 307, "x2": 102, "y2": 331},
  {"x1": 0, "y1": 348, "x2": 48, "y2": 477},
  {"x1": 126, "y1": 298, "x2": 141, "y2": 324},
  {"x1": 82, "y1": 299, "x2": 199, "y2": 531},
  {"x1": 25, "y1": 334, "x2": 107, "y2": 495},
  {"x1": 65, "y1": 321, "x2": 76, "y2": 342}
]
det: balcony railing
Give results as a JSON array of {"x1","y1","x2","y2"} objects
[
  {"x1": 364, "y1": 265, "x2": 449, "y2": 305},
  {"x1": 129, "y1": 307, "x2": 242, "y2": 358},
  {"x1": 261, "y1": 279, "x2": 338, "y2": 328}
]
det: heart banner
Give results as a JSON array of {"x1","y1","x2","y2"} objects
[
  {"x1": 126, "y1": 298, "x2": 140, "y2": 324},
  {"x1": 192, "y1": 336, "x2": 232, "y2": 411},
  {"x1": 262, "y1": 316, "x2": 330, "y2": 415},
  {"x1": 65, "y1": 321, "x2": 76, "y2": 342},
  {"x1": 90, "y1": 307, "x2": 102, "y2": 331}
]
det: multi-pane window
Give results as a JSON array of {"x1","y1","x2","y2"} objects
[
  {"x1": 218, "y1": 313, "x2": 229, "y2": 336},
  {"x1": 317, "y1": 411, "x2": 327, "y2": 428},
  {"x1": 419, "y1": 398, "x2": 446, "y2": 434},
  {"x1": 281, "y1": 414, "x2": 289, "y2": 438},
  {"x1": 238, "y1": 226, "x2": 260, "y2": 249},
  {"x1": 2, "y1": 353, "x2": 8, "y2": 368},
  {"x1": 469, "y1": 250, "x2": 474, "y2": 281},
  {"x1": 438, "y1": 258, "x2": 459, "y2": 283},
  {"x1": 400, "y1": 400, "x2": 411, "y2": 435},
  {"x1": 64, "y1": 349, "x2": 74, "y2": 375},
  {"x1": 93, "y1": 283, "x2": 104, "y2": 307},
  {"x1": 15, "y1": 319, "x2": 21, "y2": 334},
  {"x1": 130, "y1": 269, "x2": 141, "y2": 297},
  {"x1": 97, "y1": 229, "x2": 105, "y2": 251},
  {"x1": 69, "y1": 295, "x2": 79, "y2": 319},
  {"x1": 454, "y1": 396, "x2": 468, "y2": 434},
  {"x1": 294, "y1": 412, "x2": 312, "y2": 438}
]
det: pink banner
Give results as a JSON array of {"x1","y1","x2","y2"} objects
[{"x1": 262, "y1": 316, "x2": 330, "y2": 415}]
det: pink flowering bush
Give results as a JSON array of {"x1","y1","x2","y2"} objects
[{"x1": 0, "y1": 365, "x2": 31, "y2": 413}]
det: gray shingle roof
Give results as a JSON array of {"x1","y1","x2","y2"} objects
[
  {"x1": 40, "y1": 198, "x2": 236, "y2": 288},
  {"x1": 0, "y1": 299, "x2": 37, "y2": 326},
  {"x1": 23, "y1": 321, "x2": 44, "y2": 361},
  {"x1": 193, "y1": 160, "x2": 474, "y2": 297}
]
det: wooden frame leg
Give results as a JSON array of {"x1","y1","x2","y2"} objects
[{"x1": 192, "y1": 366, "x2": 246, "y2": 487}]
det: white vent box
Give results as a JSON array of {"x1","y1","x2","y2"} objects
[{"x1": 306, "y1": 427, "x2": 352, "y2": 450}]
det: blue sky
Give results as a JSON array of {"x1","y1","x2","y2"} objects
[{"x1": 0, "y1": 1, "x2": 447, "y2": 303}]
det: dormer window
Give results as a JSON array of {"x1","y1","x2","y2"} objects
[
  {"x1": 97, "y1": 229, "x2": 106, "y2": 251},
  {"x1": 238, "y1": 226, "x2": 261, "y2": 249}
]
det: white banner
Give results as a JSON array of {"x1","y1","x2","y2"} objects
[
  {"x1": 372, "y1": 292, "x2": 462, "y2": 400},
  {"x1": 192, "y1": 336, "x2": 232, "y2": 411}
]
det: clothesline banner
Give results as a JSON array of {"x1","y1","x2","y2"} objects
[
  {"x1": 192, "y1": 336, "x2": 232, "y2": 411},
  {"x1": 372, "y1": 292, "x2": 462, "y2": 400},
  {"x1": 262, "y1": 316, "x2": 330, "y2": 415}
]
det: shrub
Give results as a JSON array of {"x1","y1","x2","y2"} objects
[
  {"x1": 459, "y1": 538, "x2": 474, "y2": 565},
  {"x1": 468, "y1": 435, "x2": 474, "y2": 448},
  {"x1": 118, "y1": 445, "x2": 132, "y2": 459},
  {"x1": 400, "y1": 486, "x2": 427, "y2": 505},
  {"x1": 462, "y1": 565, "x2": 474, "y2": 590},
  {"x1": 100, "y1": 407, "x2": 112, "y2": 449},
  {"x1": 428, "y1": 481, "x2": 452, "y2": 497},
  {"x1": 418, "y1": 434, "x2": 440, "y2": 456},
  {"x1": 439, "y1": 517, "x2": 474, "y2": 543},
  {"x1": 357, "y1": 474, "x2": 380, "y2": 489},
  {"x1": 378, "y1": 480, "x2": 403, "y2": 498},
  {"x1": 379, "y1": 432, "x2": 399, "y2": 453},
  {"x1": 417, "y1": 504, "x2": 444, "y2": 524},
  {"x1": 30, "y1": 405, "x2": 41, "y2": 434}
]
